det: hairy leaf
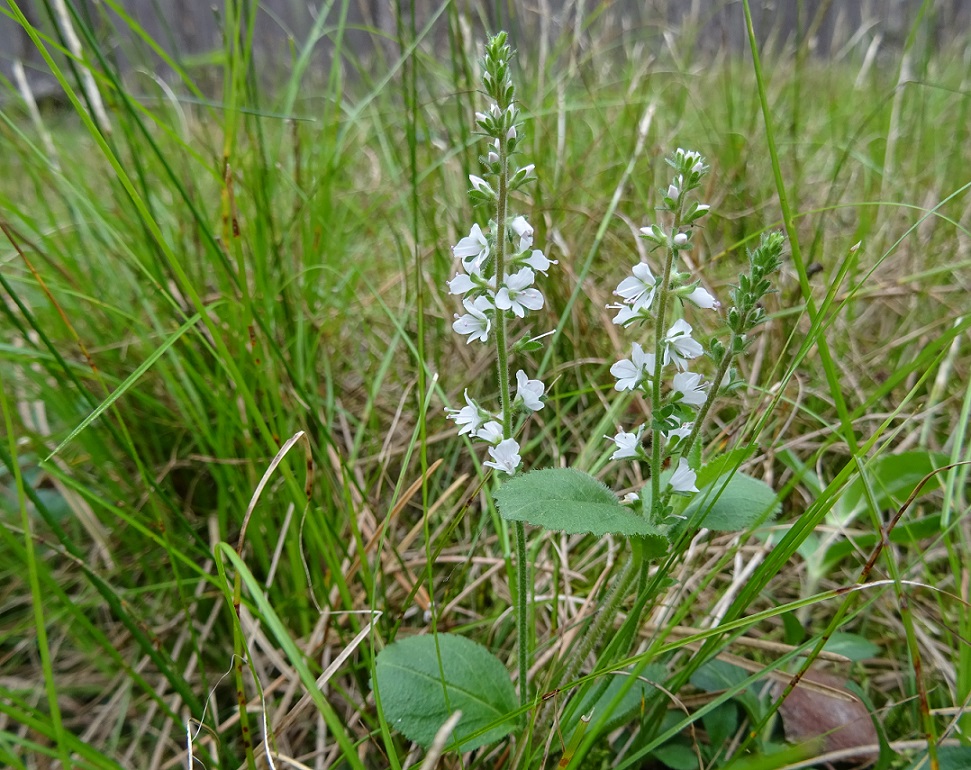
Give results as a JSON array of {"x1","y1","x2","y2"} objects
[
  {"x1": 681, "y1": 471, "x2": 780, "y2": 531},
  {"x1": 374, "y1": 633, "x2": 518, "y2": 751},
  {"x1": 496, "y1": 467, "x2": 667, "y2": 553}
]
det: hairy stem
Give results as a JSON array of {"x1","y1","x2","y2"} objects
[{"x1": 493, "y1": 129, "x2": 530, "y2": 707}]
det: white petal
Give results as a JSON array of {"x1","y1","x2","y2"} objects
[
  {"x1": 607, "y1": 428, "x2": 641, "y2": 460},
  {"x1": 446, "y1": 273, "x2": 475, "y2": 295},
  {"x1": 670, "y1": 458, "x2": 698, "y2": 493},
  {"x1": 610, "y1": 359, "x2": 640, "y2": 391},
  {"x1": 686, "y1": 286, "x2": 719, "y2": 309},
  {"x1": 484, "y1": 438, "x2": 521, "y2": 474},
  {"x1": 475, "y1": 420, "x2": 504, "y2": 444}
]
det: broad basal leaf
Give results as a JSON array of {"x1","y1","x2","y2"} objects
[
  {"x1": 374, "y1": 633, "x2": 518, "y2": 751},
  {"x1": 835, "y1": 450, "x2": 949, "y2": 525},
  {"x1": 680, "y1": 471, "x2": 780, "y2": 531},
  {"x1": 495, "y1": 467, "x2": 667, "y2": 553}
]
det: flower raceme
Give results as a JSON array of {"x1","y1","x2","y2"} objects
[
  {"x1": 606, "y1": 148, "x2": 717, "y2": 506},
  {"x1": 444, "y1": 35, "x2": 554, "y2": 476}
]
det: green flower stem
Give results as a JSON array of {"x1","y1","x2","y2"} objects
[
  {"x1": 679, "y1": 335, "x2": 734, "y2": 462},
  {"x1": 514, "y1": 519, "x2": 529, "y2": 705},
  {"x1": 541, "y1": 554, "x2": 639, "y2": 726},
  {"x1": 494, "y1": 138, "x2": 512, "y2": 435},
  {"x1": 492, "y1": 129, "x2": 530, "y2": 707},
  {"x1": 648, "y1": 203, "x2": 685, "y2": 523}
]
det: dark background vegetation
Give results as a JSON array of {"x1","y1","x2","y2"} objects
[{"x1": 4, "y1": 0, "x2": 971, "y2": 101}]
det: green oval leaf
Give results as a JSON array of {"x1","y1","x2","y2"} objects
[
  {"x1": 836, "y1": 450, "x2": 949, "y2": 524},
  {"x1": 374, "y1": 633, "x2": 518, "y2": 751},
  {"x1": 905, "y1": 746, "x2": 971, "y2": 770},
  {"x1": 495, "y1": 468, "x2": 667, "y2": 548},
  {"x1": 681, "y1": 471, "x2": 780, "y2": 531}
]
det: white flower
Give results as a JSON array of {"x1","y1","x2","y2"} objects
[
  {"x1": 614, "y1": 262, "x2": 658, "y2": 311},
  {"x1": 672, "y1": 232, "x2": 688, "y2": 247},
  {"x1": 453, "y1": 224, "x2": 489, "y2": 274},
  {"x1": 453, "y1": 296, "x2": 493, "y2": 343},
  {"x1": 671, "y1": 371, "x2": 707, "y2": 406},
  {"x1": 524, "y1": 249, "x2": 557, "y2": 275},
  {"x1": 607, "y1": 426, "x2": 643, "y2": 460},
  {"x1": 446, "y1": 272, "x2": 476, "y2": 296},
  {"x1": 685, "y1": 286, "x2": 719, "y2": 309},
  {"x1": 495, "y1": 267, "x2": 544, "y2": 318},
  {"x1": 445, "y1": 390, "x2": 484, "y2": 435},
  {"x1": 667, "y1": 184, "x2": 680, "y2": 200},
  {"x1": 484, "y1": 438, "x2": 521, "y2": 474},
  {"x1": 695, "y1": 204, "x2": 710, "y2": 215},
  {"x1": 475, "y1": 420, "x2": 504, "y2": 444},
  {"x1": 610, "y1": 341, "x2": 656, "y2": 391},
  {"x1": 609, "y1": 303, "x2": 642, "y2": 327},
  {"x1": 510, "y1": 216, "x2": 533, "y2": 251},
  {"x1": 670, "y1": 457, "x2": 698, "y2": 493},
  {"x1": 515, "y1": 370, "x2": 546, "y2": 412},
  {"x1": 663, "y1": 421, "x2": 693, "y2": 441},
  {"x1": 663, "y1": 319, "x2": 704, "y2": 370}
]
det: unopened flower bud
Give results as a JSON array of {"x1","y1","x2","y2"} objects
[{"x1": 469, "y1": 175, "x2": 495, "y2": 196}]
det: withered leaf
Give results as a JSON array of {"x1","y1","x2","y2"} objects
[{"x1": 773, "y1": 668, "x2": 878, "y2": 769}]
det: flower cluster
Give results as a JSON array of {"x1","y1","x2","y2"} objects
[
  {"x1": 444, "y1": 33, "x2": 554, "y2": 475},
  {"x1": 606, "y1": 148, "x2": 719, "y2": 499}
]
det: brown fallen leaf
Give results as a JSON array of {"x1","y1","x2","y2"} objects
[{"x1": 773, "y1": 668, "x2": 879, "y2": 769}]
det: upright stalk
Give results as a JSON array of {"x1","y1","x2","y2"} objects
[
  {"x1": 648, "y1": 204, "x2": 684, "y2": 523},
  {"x1": 443, "y1": 32, "x2": 553, "y2": 713},
  {"x1": 493, "y1": 131, "x2": 530, "y2": 707}
]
